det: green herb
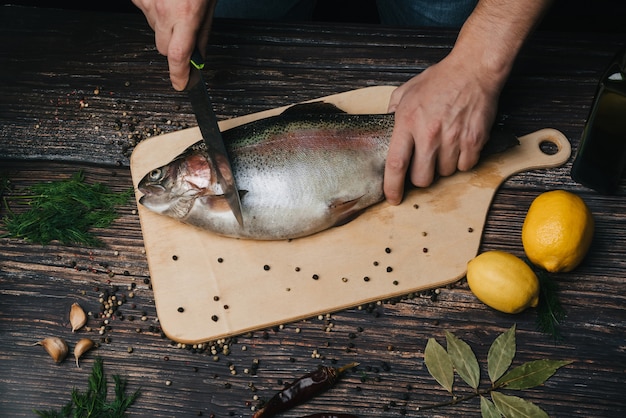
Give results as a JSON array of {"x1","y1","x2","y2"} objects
[
  {"x1": 422, "y1": 325, "x2": 572, "y2": 417},
  {"x1": 0, "y1": 175, "x2": 10, "y2": 199},
  {"x1": 34, "y1": 357, "x2": 140, "y2": 417},
  {"x1": 535, "y1": 269, "x2": 566, "y2": 341},
  {"x1": 1, "y1": 171, "x2": 132, "y2": 246}
]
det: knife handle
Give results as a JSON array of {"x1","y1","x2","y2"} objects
[{"x1": 190, "y1": 47, "x2": 205, "y2": 70}]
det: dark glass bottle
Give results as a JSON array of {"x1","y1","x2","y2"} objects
[{"x1": 571, "y1": 47, "x2": 626, "y2": 194}]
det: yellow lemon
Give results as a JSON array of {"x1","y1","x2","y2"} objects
[
  {"x1": 522, "y1": 190, "x2": 594, "y2": 273},
  {"x1": 467, "y1": 251, "x2": 539, "y2": 314}
]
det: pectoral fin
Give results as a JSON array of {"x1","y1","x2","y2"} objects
[{"x1": 329, "y1": 195, "x2": 365, "y2": 227}]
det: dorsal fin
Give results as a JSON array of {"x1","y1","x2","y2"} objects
[{"x1": 281, "y1": 101, "x2": 347, "y2": 116}]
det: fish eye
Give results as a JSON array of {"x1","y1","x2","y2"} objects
[{"x1": 148, "y1": 168, "x2": 164, "y2": 181}]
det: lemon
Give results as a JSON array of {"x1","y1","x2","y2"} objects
[
  {"x1": 522, "y1": 190, "x2": 594, "y2": 273},
  {"x1": 467, "y1": 251, "x2": 539, "y2": 314}
]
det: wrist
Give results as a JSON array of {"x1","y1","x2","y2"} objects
[{"x1": 448, "y1": 0, "x2": 550, "y2": 92}]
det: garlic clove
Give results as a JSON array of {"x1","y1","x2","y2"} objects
[
  {"x1": 73, "y1": 338, "x2": 95, "y2": 368},
  {"x1": 36, "y1": 337, "x2": 69, "y2": 363},
  {"x1": 70, "y1": 302, "x2": 87, "y2": 332}
]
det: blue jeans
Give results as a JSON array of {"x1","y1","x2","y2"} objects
[
  {"x1": 377, "y1": 0, "x2": 478, "y2": 27},
  {"x1": 214, "y1": 0, "x2": 317, "y2": 20},
  {"x1": 214, "y1": 0, "x2": 478, "y2": 28}
]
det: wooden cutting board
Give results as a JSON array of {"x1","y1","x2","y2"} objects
[{"x1": 130, "y1": 86, "x2": 571, "y2": 344}]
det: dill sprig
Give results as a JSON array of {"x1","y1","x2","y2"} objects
[
  {"x1": 535, "y1": 268, "x2": 566, "y2": 341},
  {"x1": 34, "y1": 357, "x2": 140, "y2": 418},
  {"x1": 1, "y1": 171, "x2": 132, "y2": 246}
]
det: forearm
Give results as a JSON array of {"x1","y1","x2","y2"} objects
[{"x1": 450, "y1": 0, "x2": 552, "y2": 91}]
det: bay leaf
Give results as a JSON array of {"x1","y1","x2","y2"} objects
[
  {"x1": 445, "y1": 331, "x2": 480, "y2": 389},
  {"x1": 495, "y1": 359, "x2": 573, "y2": 390},
  {"x1": 424, "y1": 337, "x2": 454, "y2": 393},
  {"x1": 488, "y1": 324, "x2": 516, "y2": 383},
  {"x1": 491, "y1": 391, "x2": 549, "y2": 418},
  {"x1": 480, "y1": 395, "x2": 502, "y2": 418}
]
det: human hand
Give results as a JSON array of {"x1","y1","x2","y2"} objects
[
  {"x1": 383, "y1": 53, "x2": 501, "y2": 204},
  {"x1": 132, "y1": 0, "x2": 216, "y2": 90}
]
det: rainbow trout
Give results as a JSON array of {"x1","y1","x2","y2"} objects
[{"x1": 138, "y1": 103, "x2": 518, "y2": 240}]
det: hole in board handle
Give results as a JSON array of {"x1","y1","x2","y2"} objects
[{"x1": 539, "y1": 139, "x2": 560, "y2": 155}]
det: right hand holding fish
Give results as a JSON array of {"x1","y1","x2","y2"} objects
[
  {"x1": 132, "y1": 0, "x2": 216, "y2": 90},
  {"x1": 384, "y1": 52, "x2": 500, "y2": 204}
]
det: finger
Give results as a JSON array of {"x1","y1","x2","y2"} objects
[
  {"x1": 408, "y1": 120, "x2": 440, "y2": 188},
  {"x1": 167, "y1": 24, "x2": 197, "y2": 91},
  {"x1": 436, "y1": 128, "x2": 461, "y2": 177},
  {"x1": 409, "y1": 144, "x2": 437, "y2": 188},
  {"x1": 437, "y1": 143, "x2": 461, "y2": 177},
  {"x1": 384, "y1": 128, "x2": 414, "y2": 205},
  {"x1": 387, "y1": 85, "x2": 405, "y2": 114},
  {"x1": 154, "y1": 25, "x2": 171, "y2": 57},
  {"x1": 457, "y1": 132, "x2": 483, "y2": 172}
]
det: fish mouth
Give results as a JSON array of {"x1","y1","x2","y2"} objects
[
  {"x1": 138, "y1": 183, "x2": 165, "y2": 196},
  {"x1": 137, "y1": 183, "x2": 166, "y2": 207}
]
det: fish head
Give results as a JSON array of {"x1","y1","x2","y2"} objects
[{"x1": 138, "y1": 149, "x2": 223, "y2": 221}]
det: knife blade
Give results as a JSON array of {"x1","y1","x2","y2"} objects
[{"x1": 185, "y1": 47, "x2": 244, "y2": 226}]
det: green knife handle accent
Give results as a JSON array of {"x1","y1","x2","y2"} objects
[{"x1": 190, "y1": 47, "x2": 205, "y2": 70}]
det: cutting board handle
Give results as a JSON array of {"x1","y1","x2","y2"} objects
[{"x1": 503, "y1": 128, "x2": 571, "y2": 176}]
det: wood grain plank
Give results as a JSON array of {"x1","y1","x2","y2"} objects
[{"x1": 1, "y1": 5, "x2": 625, "y2": 418}]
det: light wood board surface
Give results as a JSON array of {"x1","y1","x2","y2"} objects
[{"x1": 130, "y1": 86, "x2": 571, "y2": 343}]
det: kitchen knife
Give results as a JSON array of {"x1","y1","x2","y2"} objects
[{"x1": 186, "y1": 47, "x2": 244, "y2": 226}]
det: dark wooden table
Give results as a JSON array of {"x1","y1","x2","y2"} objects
[{"x1": 1, "y1": 5, "x2": 625, "y2": 417}]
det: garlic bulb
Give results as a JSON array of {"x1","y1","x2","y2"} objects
[
  {"x1": 70, "y1": 302, "x2": 87, "y2": 332},
  {"x1": 36, "y1": 337, "x2": 69, "y2": 363},
  {"x1": 73, "y1": 338, "x2": 95, "y2": 368}
]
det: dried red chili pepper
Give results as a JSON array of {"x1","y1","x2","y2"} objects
[{"x1": 252, "y1": 362, "x2": 358, "y2": 418}]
